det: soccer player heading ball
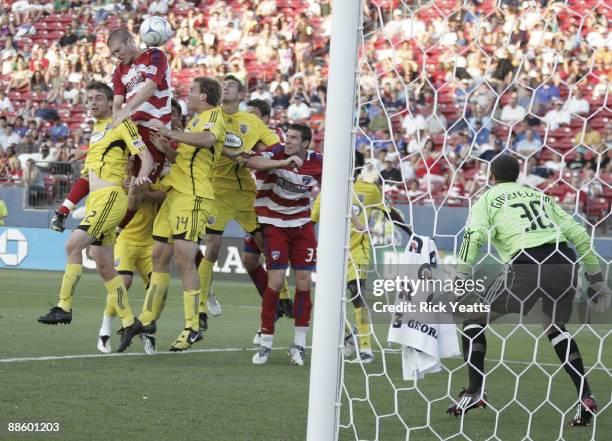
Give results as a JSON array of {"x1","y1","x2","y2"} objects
[{"x1": 441, "y1": 155, "x2": 610, "y2": 427}]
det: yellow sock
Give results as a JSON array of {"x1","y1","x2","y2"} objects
[
  {"x1": 105, "y1": 276, "x2": 134, "y2": 328},
  {"x1": 58, "y1": 263, "x2": 83, "y2": 311},
  {"x1": 139, "y1": 272, "x2": 170, "y2": 325},
  {"x1": 103, "y1": 294, "x2": 116, "y2": 316},
  {"x1": 279, "y1": 278, "x2": 290, "y2": 300},
  {"x1": 184, "y1": 290, "x2": 200, "y2": 330},
  {"x1": 354, "y1": 306, "x2": 372, "y2": 351},
  {"x1": 198, "y1": 260, "x2": 214, "y2": 313}
]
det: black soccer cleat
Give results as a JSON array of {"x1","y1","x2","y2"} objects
[
  {"x1": 38, "y1": 306, "x2": 72, "y2": 325},
  {"x1": 116, "y1": 318, "x2": 144, "y2": 353},
  {"x1": 141, "y1": 320, "x2": 157, "y2": 335},
  {"x1": 50, "y1": 211, "x2": 67, "y2": 232},
  {"x1": 447, "y1": 388, "x2": 487, "y2": 416},
  {"x1": 278, "y1": 298, "x2": 294, "y2": 319},
  {"x1": 199, "y1": 312, "x2": 208, "y2": 332},
  {"x1": 570, "y1": 394, "x2": 598, "y2": 427}
]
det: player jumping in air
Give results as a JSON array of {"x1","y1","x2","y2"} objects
[
  {"x1": 442, "y1": 155, "x2": 610, "y2": 427},
  {"x1": 51, "y1": 28, "x2": 171, "y2": 232},
  {"x1": 38, "y1": 82, "x2": 154, "y2": 353},
  {"x1": 145, "y1": 77, "x2": 225, "y2": 351},
  {"x1": 246, "y1": 124, "x2": 322, "y2": 366}
]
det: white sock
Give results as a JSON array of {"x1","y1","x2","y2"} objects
[
  {"x1": 99, "y1": 315, "x2": 115, "y2": 337},
  {"x1": 260, "y1": 333, "x2": 274, "y2": 349},
  {"x1": 294, "y1": 326, "x2": 308, "y2": 348},
  {"x1": 61, "y1": 199, "x2": 76, "y2": 212}
]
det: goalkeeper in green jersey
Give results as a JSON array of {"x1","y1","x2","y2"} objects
[{"x1": 444, "y1": 155, "x2": 609, "y2": 426}]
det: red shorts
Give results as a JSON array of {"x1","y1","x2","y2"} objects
[
  {"x1": 131, "y1": 125, "x2": 166, "y2": 182},
  {"x1": 243, "y1": 233, "x2": 261, "y2": 255},
  {"x1": 262, "y1": 222, "x2": 317, "y2": 270}
]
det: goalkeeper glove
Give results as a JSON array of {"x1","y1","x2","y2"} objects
[{"x1": 586, "y1": 272, "x2": 611, "y2": 313}]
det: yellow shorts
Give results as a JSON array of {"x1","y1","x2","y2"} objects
[
  {"x1": 207, "y1": 189, "x2": 257, "y2": 234},
  {"x1": 347, "y1": 263, "x2": 369, "y2": 283},
  {"x1": 152, "y1": 189, "x2": 216, "y2": 244},
  {"x1": 79, "y1": 186, "x2": 127, "y2": 246},
  {"x1": 114, "y1": 238, "x2": 153, "y2": 285}
]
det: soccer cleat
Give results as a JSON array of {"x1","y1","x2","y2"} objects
[
  {"x1": 199, "y1": 312, "x2": 208, "y2": 332},
  {"x1": 359, "y1": 351, "x2": 375, "y2": 364},
  {"x1": 141, "y1": 333, "x2": 156, "y2": 355},
  {"x1": 206, "y1": 290, "x2": 222, "y2": 317},
  {"x1": 278, "y1": 298, "x2": 294, "y2": 319},
  {"x1": 169, "y1": 328, "x2": 203, "y2": 352},
  {"x1": 116, "y1": 318, "x2": 143, "y2": 353},
  {"x1": 288, "y1": 344, "x2": 306, "y2": 366},
  {"x1": 570, "y1": 394, "x2": 598, "y2": 427},
  {"x1": 447, "y1": 388, "x2": 487, "y2": 416},
  {"x1": 50, "y1": 211, "x2": 67, "y2": 232},
  {"x1": 97, "y1": 335, "x2": 111, "y2": 354},
  {"x1": 343, "y1": 327, "x2": 357, "y2": 358},
  {"x1": 252, "y1": 329, "x2": 262, "y2": 345},
  {"x1": 252, "y1": 345, "x2": 272, "y2": 365},
  {"x1": 38, "y1": 306, "x2": 72, "y2": 325}
]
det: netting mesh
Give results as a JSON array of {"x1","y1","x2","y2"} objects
[{"x1": 338, "y1": 1, "x2": 611, "y2": 440}]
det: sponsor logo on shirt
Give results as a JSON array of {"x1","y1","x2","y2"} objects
[
  {"x1": 276, "y1": 176, "x2": 309, "y2": 193},
  {"x1": 91, "y1": 131, "x2": 105, "y2": 143},
  {"x1": 224, "y1": 133, "x2": 243, "y2": 149}
]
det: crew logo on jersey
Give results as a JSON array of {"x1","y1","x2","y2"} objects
[{"x1": 240, "y1": 124, "x2": 248, "y2": 134}]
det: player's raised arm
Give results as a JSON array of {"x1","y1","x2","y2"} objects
[
  {"x1": 457, "y1": 194, "x2": 491, "y2": 275},
  {"x1": 119, "y1": 119, "x2": 153, "y2": 185},
  {"x1": 150, "y1": 129, "x2": 177, "y2": 162},
  {"x1": 246, "y1": 153, "x2": 303, "y2": 171},
  {"x1": 112, "y1": 79, "x2": 158, "y2": 128}
]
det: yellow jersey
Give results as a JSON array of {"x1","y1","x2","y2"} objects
[
  {"x1": 213, "y1": 110, "x2": 280, "y2": 192},
  {"x1": 163, "y1": 106, "x2": 225, "y2": 198},
  {"x1": 117, "y1": 182, "x2": 166, "y2": 246},
  {"x1": 311, "y1": 181, "x2": 386, "y2": 257},
  {"x1": 84, "y1": 118, "x2": 146, "y2": 185}
]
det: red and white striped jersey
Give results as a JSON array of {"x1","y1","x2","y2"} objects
[
  {"x1": 255, "y1": 145, "x2": 323, "y2": 228},
  {"x1": 111, "y1": 48, "x2": 171, "y2": 129}
]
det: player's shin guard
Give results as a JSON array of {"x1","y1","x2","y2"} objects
[
  {"x1": 197, "y1": 259, "x2": 214, "y2": 313},
  {"x1": 547, "y1": 326, "x2": 591, "y2": 396},
  {"x1": 139, "y1": 272, "x2": 169, "y2": 325},
  {"x1": 105, "y1": 276, "x2": 135, "y2": 328},
  {"x1": 57, "y1": 177, "x2": 89, "y2": 215},
  {"x1": 261, "y1": 287, "x2": 280, "y2": 334},
  {"x1": 247, "y1": 264, "x2": 268, "y2": 297},
  {"x1": 294, "y1": 289, "x2": 312, "y2": 328},
  {"x1": 183, "y1": 290, "x2": 200, "y2": 330},
  {"x1": 58, "y1": 263, "x2": 83, "y2": 311},
  {"x1": 462, "y1": 323, "x2": 487, "y2": 394}
]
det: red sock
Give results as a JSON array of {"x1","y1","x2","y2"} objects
[
  {"x1": 248, "y1": 265, "x2": 268, "y2": 297},
  {"x1": 294, "y1": 289, "x2": 312, "y2": 327},
  {"x1": 118, "y1": 208, "x2": 137, "y2": 229},
  {"x1": 57, "y1": 177, "x2": 89, "y2": 215},
  {"x1": 261, "y1": 286, "x2": 280, "y2": 334}
]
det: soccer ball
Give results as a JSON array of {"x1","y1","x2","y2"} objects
[{"x1": 139, "y1": 16, "x2": 172, "y2": 47}]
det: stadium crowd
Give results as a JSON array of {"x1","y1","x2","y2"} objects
[{"x1": 0, "y1": 0, "x2": 610, "y2": 222}]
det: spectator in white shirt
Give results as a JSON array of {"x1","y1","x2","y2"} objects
[
  {"x1": 0, "y1": 125, "x2": 21, "y2": 152},
  {"x1": 148, "y1": 0, "x2": 169, "y2": 16},
  {"x1": 500, "y1": 95, "x2": 527, "y2": 125},
  {"x1": 0, "y1": 90, "x2": 14, "y2": 112},
  {"x1": 515, "y1": 129, "x2": 542, "y2": 155},
  {"x1": 287, "y1": 94, "x2": 312, "y2": 122},
  {"x1": 543, "y1": 100, "x2": 571, "y2": 130},
  {"x1": 565, "y1": 89, "x2": 590, "y2": 116},
  {"x1": 250, "y1": 83, "x2": 273, "y2": 104},
  {"x1": 402, "y1": 110, "x2": 426, "y2": 136}
]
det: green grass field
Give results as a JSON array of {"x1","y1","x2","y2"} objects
[{"x1": 1, "y1": 269, "x2": 610, "y2": 441}]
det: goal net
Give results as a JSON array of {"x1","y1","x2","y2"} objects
[{"x1": 320, "y1": 1, "x2": 611, "y2": 440}]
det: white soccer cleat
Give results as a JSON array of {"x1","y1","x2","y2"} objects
[
  {"x1": 252, "y1": 345, "x2": 271, "y2": 365},
  {"x1": 288, "y1": 344, "x2": 306, "y2": 367},
  {"x1": 252, "y1": 329, "x2": 262, "y2": 345},
  {"x1": 359, "y1": 350, "x2": 375, "y2": 364},
  {"x1": 343, "y1": 327, "x2": 357, "y2": 358},
  {"x1": 206, "y1": 289, "x2": 222, "y2": 317},
  {"x1": 141, "y1": 333, "x2": 156, "y2": 355},
  {"x1": 97, "y1": 335, "x2": 111, "y2": 354}
]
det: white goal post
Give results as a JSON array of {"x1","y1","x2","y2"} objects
[{"x1": 306, "y1": 1, "x2": 363, "y2": 440}]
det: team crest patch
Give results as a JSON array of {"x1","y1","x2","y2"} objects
[
  {"x1": 239, "y1": 123, "x2": 248, "y2": 134},
  {"x1": 114, "y1": 258, "x2": 120, "y2": 267},
  {"x1": 105, "y1": 123, "x2": 111, "y2": 131},
  {"x1": 207, "y1": 216, "x2": 216, "y2": 225},
  {"x1": 302, "y1": 176, "x2": 312, "y2": 185},
  {"x1": 271, "y1": 251, "x2": 281, "y2": 260}
]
